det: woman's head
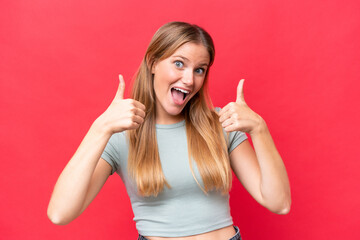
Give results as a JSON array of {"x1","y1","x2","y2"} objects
[{"x1": 131, "y1": 22, "x2": 215, "y2": 122}]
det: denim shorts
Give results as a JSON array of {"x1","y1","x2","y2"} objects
[{"x1": 137, "y1": 225, "x2": 242, "y2": 240}]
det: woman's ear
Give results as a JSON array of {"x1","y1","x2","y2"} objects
[
  {"x1": 146, "y1": 56, "x2": 157, "y2": 74},
  {"x1": 151, "y1": 61, "x2": 157, "y2": 74}
]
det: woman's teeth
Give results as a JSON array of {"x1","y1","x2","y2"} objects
[{"x1": 173, "y1": 87, "x2": 189, "y2": 100}]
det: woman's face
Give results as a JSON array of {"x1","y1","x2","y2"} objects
[{"x1": 152, "y1": 42, "x2": 210, "y2": 124}]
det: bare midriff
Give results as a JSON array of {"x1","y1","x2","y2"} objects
[{"x1": 145, "y1": 225, "x2": 236, "y2": 240}]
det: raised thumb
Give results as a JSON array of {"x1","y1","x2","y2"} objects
[
  {"x1": 115, "y1": 74, "x2": 125, "y2": 99},
  {"x1": 236, "y1": 79, "x2": 245, "y2": 103}
]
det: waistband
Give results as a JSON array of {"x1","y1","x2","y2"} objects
[{"x1": 137, "y1": 226, "x2": 241, "y2": 240}]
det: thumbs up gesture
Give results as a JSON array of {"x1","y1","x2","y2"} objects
[
  {"x1": 219, "y1": 79, "x2": 265, "y2": 134},
  {"x1": 98, "y1": 75, "x2": 146, "y2": 134}
]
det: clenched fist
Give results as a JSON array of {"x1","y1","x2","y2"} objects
[
  {"x1": 98, "y1": 75, "x2": 146, "y2": 134},
  {"x1": 219, "y1": 79, "x2": 265, "y2": 135}
]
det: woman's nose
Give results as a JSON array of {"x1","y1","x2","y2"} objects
[{"x1": 182, "y1": 69, "x2": 194, "y2": 85}]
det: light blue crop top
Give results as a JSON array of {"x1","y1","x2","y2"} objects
[{"x1": 101, "y1": 117, "x2": 247, "y2": 237}]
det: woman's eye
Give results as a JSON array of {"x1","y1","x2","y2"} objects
[
  {"x1": 195, "y1": 68, "x2": 205, "y2": 75},
  {"x1": 174, "y1": 61, "x2": 184, "y2": 68}
]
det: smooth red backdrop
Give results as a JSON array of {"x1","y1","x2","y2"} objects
[{"x1": 1, "y1": 0, "x2": 359, "y2": 239}]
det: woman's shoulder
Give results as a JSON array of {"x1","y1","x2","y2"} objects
[
  {"x1": 107, "y1": 131, "x2": 128, "y2": 146},
  {"x1": 214, "y1": 107, "x2": 222, "y2": 113}
]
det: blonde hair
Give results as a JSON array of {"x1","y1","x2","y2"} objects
[{"x1": 128, "y1": 22, "x2": 231, "y2": 196}]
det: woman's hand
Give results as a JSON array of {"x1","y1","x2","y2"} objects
[
  {"x1": 97, "y1": 75, "x2": 146, "y2": 135},
  {"x1": 219, "y1": 79, "x2": 265, "y2": 135}
]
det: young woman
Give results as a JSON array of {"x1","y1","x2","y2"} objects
[{"x1": 47, "y1": 22, "x2": 291, "y2": 240}]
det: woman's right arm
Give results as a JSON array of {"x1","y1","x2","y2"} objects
[{"x1": 47, "y1": 75, "x2": 145, "y2": 225}]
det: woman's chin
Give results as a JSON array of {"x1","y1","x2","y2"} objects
[
  {"x1": 168, "y1": 109, "x2": 185, "y2": 118},
  {"x1": 162, "y1": 107, "x2": 185, "y2": 121}
]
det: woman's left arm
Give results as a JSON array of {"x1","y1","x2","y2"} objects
[{"x1": 219, "y1": 79, "x2": 291, "y2": 214}]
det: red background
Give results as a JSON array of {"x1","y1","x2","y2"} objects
[{"x1": 1, "y1": 0, "x2": 359, "y2": 239}]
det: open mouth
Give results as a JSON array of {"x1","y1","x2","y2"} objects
[{"x1": 171, "y1": 87, "x2": 190, "y2": 104}]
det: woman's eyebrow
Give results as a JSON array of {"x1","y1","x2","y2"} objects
[
  {"x1": 173, "y1": 55, "x2": 189, "y2": 61},
  {"x1": 198, "y1": 63, "x2": 209, "y2": 67}
]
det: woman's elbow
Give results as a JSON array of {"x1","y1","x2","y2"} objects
[
  {"x1": 269, "y1": 198, "x2": 291, "y2": 215},
  {"x1": 263, "y1": 194, "x2": 291, "y2": 215},
  {"x1": 47, "y1": 206, "x2": 73, "y2": 225},
  {"x1": 273, "y1": 204, "x2": 291, "y2": 215}
]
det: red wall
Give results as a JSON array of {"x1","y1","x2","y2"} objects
[{"x1": 1, "y1": 0, "x2": 359, "y2": 239}]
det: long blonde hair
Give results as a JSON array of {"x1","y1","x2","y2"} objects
[{"x1": 128, "y1": 22, "x2": 231, "y2": 196}]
